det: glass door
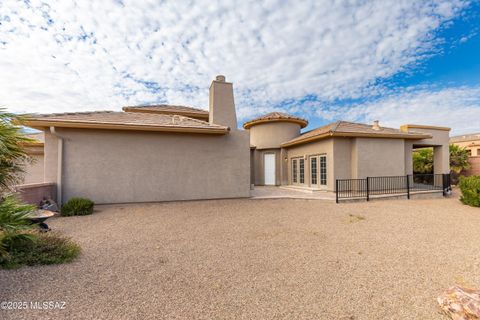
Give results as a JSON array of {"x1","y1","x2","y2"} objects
[
  {"x1": 310, "y1": 156, "x2": 318, "y2": 187},
  {"x1": 309, "y1": 155, "x2": 327, "y2": 189},
  {"x1": 319, "y1": 155, "x2": 327, "y2": 187},
  {"x1": 292, "y1": 159, "x2": 298, "y2": 184}
]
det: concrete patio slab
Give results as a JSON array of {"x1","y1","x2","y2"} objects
[{"x1": 250, "y1": 186, "x2": 336, "y2": 200}]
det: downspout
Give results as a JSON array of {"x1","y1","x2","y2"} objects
[{"x1": 49, "y1": 127, "x2": 63, "y2": 206}]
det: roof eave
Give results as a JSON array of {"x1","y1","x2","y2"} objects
[
  {"x1": 23, "y1": 120, "x2": 229, "y2": 135},
  {"x1": 400, "y1": 124, "x2": 451, "y2": 132},
  {"x1": 281, "y1": 132, "x2": 432, "y2": 148},
  {"x1": 243, "y1": 118, "x2": 308, "y2": 129}
]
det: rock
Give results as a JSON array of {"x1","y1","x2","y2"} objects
[
  {"x1": 39, "y1": 198, "x2": 59, "y2": 212},
  {"x1": 438, "y1": 285, "x2": 480, "y2": 320}
]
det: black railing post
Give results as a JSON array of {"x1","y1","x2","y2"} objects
[
  {"x1": 335, "y1": 179, "x2": 339, "y2": 203},
  {"x1": 406, "y1": 174, "x2": 410, "y2": 199},
  {"x1": 366, "y1": 177, "x2": 370, "y2": 201},
  {"x1": 442, "y1": 173, "x2": 451, "y2": 196}
]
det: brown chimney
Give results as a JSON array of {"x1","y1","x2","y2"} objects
[{"x1": 372, "y1": 120, "x2": 380, "y2": 130}]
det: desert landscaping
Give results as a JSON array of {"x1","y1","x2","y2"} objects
[{"x1": 1, "y1": 193, "x2": 479, "y2": 320}]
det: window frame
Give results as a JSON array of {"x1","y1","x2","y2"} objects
[{"x1": 310, "y1": 156, "x2": 318, "y2": 186}]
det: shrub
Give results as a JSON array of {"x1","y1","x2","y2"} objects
[
  {"x1": 61, "y1": 197, "x2": 94, "y2": 216},
  {"x1": 459, "y1": 176, "x2": 480, "y2": 207},
  {"x1": 0, "y1": 195, "x2": 36, "y2": 258},
  {"x1": 0, "y1": 231, "x2": 80, "y2": 269}
]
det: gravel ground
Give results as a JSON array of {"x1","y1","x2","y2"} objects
[{"x1": 1, "y1": 194, "x2": 479, "y2": 320}]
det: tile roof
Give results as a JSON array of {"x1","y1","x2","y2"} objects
[
  {"x1": 281, "y1": 121, "x2": 432, "y2": 147},
  {"x1": 450, "y1": 132, "x2": 480, "y2": 143},
  {"x1": 122, "y1": 104, "x2": 208, "y2": 119},
  {"x1": 243, "y1": 112, "x2": 308, "y2": 129},
  {"x1": 23, "y1": 111, "x2": 228, "y2": 134}
]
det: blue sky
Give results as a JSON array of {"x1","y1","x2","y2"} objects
[{"x1": 1, "y1": 0, "x2": 479, "y2": 135}]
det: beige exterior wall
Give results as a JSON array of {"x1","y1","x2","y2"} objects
[
  {"x1": 404, "y1": 127, "x2": 450, "y2": 174},
  {"x1": 284, "y1": 137, "x2": 409, "y2": 191},
  {"x1": 209, "y1": 78, "x2": 237, "y2": 129},
  {"x1": 44, "y1": 128, "x2": 250, "y2": 204},
  {"x1": 248, "y1": 122, "x2": 301, "y2": 149},
  {"x1": 21, "y1": 154, "x2": 45, "y2": 184},
  {"x1": 351, "y1": 138, "x2": 405, "y2": 178},
  {"x1": 44, "y1": 130, "x2": 59, "y2": 184},
  {"x1": 285, "y1": 138, "x2": 335, "y2": 190},
  {"x1": 251, "y1": 148, "x2": 282, "y2": 185},
  {"x1": 333, "y1": 138, "x2": 352, "y2": 180}
]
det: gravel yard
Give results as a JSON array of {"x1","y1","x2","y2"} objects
[{"x1": 1, "y1": 195, "x2": 479, "y2": 320}]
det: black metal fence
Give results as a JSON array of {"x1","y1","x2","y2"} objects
[{"x1": 336, "y1": 174, "x2": 451, "y2": 203}]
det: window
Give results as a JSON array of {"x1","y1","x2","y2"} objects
[
  {"x1": 311, "y1": 157, "x2": 317, "y2": 185},
  {"x1": 467, "y1": 149, "x2": 472, "y2": 156},
  {"x1": 320, "y1": 156, "x2": 327, "y2": 185},
  {"x1": 477, "y1": 148, "x2": 480, "y2": 156},
  {"x1": 299, "y1": 158, "x2": 305, "y2": 184},
  {"x1": 292, "y1": 159, "x2": 298, "y2": 183}
]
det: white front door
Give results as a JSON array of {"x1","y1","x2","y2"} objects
[{"x1": 264, "y1": 154, "x2": 276, "y2": 185}]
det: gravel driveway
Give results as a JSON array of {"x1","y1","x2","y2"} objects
[{"x1": 1, "y1": 195, "x2": 479, "y2": 319}]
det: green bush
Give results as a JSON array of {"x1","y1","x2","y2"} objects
[
  {"x1": 0, "y1": 231, "x2": 80, "y2": 269},
  {"x1": 0, "y1": 195, "x2": 36, "y2": 258},
  {"x1": 459, "y1": 176, "x2": 480, "y2": 207},
  {"x1": 61, "y1": 197, "x2": 94, "y2": 216}
]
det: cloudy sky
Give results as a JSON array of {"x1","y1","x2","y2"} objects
[{"x1": 1, "y1": 0, "x2": 479, "y2": 135}]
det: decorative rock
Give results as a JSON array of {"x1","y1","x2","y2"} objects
[
  {"x1": 40, "y1": 198, "x2": 59, "y2": 212},
  {"x1": 437, "y1": 285, "x2": 480, "y2": 320}
]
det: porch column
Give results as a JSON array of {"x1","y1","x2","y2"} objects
[
  {"x1": 433, "y1": 145, "x2": 450, "y2": 174},
  {"x1": 404, "y1": 141, "x2": 413, "y2": 175}
]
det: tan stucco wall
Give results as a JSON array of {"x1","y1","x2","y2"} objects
[
  {"x1": 332, "y1": 138, "x2": 352, "y2": 181},
  {"x1": 404, "y1": 140, "x2": 414, "y2": 175},
  {"x1": 405, "y1": 127, "x2": 450, "y2": 174},
  {"x1": 248, "y1": 122, "x2": 301, "y2": 149},
  {"x1": 44, "y1": 131, "x2": 59, "y2": 184},
  {"x1": 285, "y1": 138, "x2": 335, "y2": 190},
  {"x1": 21, "y1": 154, "x2": 45, "y2": 184},
  {"x1": 284, "y1": 137, "x2": 406, "y2": 191},
  {"x1": 44, "y1": 128, "x2": 250, "y2": 204},
  {"x1": 252, "y1": 148, "x2": 282, "y2": 185},
  {"x1": 209, "y1": 79, "x2": 237, "y2": 129},
  {"x1": 351, "y1": 138, "x2": 405, "y2": 178}
]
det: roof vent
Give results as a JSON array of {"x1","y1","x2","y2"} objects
[
  {"x1": 372, "y1": 120, "x2": 381, "y2": 131},
  {"x1": 215, "y1": 75, "x2": 226, "y2": 82},
  {"x1": 172, "y1": 115, "x2": 181, "y2": 125}
]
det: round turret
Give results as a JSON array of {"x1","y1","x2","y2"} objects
[{"x1": 243, "y1": 112, "x2": 308, "y2": 149}]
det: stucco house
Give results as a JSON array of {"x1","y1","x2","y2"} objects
[
  {"x1": 23, "y1": 76, "x2": 250, "y2": 204},
  {"x1": 245, "y1": 113, "x2": 451, "y2": 192},
  {"x1": 450, "y1": 132, "x2": 480, "y2": 176},
  {"x1": 20, "y1": 75, "x2": 451, "y2": 204}
]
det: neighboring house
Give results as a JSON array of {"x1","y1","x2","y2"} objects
[
  {"x1": 245, "y1": 113, "x2": 450, "y2": 191},
  {"x1": 23, "y1": 76, "x2": 250, "y2": 204},
  {"x1": 450, "y1": 133, "x2": 480, "y2": 176},
  {"x1": 21, "y1": 75, "x2": 451, "y2": 204},
  {"x1": 21, "y1": 132, "x2": 45, "y2": 184}
]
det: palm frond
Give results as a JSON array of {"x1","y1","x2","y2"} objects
[{"x1": 0, "y1": 194, "x2": 35, "y2": 232}]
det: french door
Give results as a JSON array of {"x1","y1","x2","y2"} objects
[
  {"x1": 291, "y1": 158, "x2": 305, "y2": 185},
  {"x1": 310, "y1": 155, "x2": 327, "y2": 189}
]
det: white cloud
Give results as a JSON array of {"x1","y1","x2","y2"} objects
[
  {"x1": 320, "y1": 86, "x2": 480, "y2": 135},
  {"x1": 0, "y1": 0, "x2": 474, "y2": 129}
]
